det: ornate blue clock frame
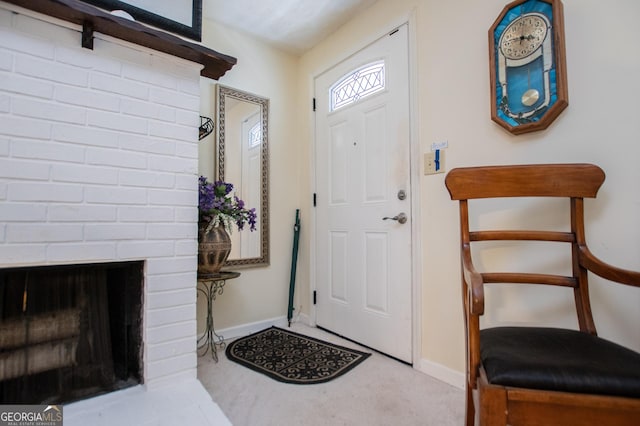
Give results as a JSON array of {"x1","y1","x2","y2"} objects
[{"x1": 489, "y1": 0, "x2": 568, "y2": 135}]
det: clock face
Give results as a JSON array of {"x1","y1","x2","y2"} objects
[{"x1": 499, "y1": 14, "x2": 548, "y2": 60}]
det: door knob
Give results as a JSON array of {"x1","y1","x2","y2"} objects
[{"x1": 382, "y1": 212, "x2": 407, "y2": 224}]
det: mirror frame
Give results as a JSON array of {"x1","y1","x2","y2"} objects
[
  {"x1": 80, "y1": 0, "x2": 203, "y2": 41},
  {"x1": 216, "y1": 85, "x2": 270, "y2": 268}
]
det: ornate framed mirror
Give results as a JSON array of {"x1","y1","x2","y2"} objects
[{"x1": 216, "y1": 85, "x2": 269, "y2": 268}]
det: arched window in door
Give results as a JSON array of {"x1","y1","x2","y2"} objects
[
  {"x1": 249, "y1": 119, "x2": 261, "y2": 149},
  {"x1": 330, "y1": 60, "x2": 385, "y2": 112}
]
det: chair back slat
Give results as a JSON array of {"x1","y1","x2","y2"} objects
[
  {"x1": 445, "y1": 163, "x2": 605, "y2": 200},
  {"x1": 481, "y1": 272, "x2": 577, "y2": 287},
  {"x1": 470, "y1": 230, "x2": 575, "y2": 243}
]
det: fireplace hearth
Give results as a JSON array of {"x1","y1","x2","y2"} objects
[{"x1": 0, "y1": 262, "x2": 143, "y2": 404}]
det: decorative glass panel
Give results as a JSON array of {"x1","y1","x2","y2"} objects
[
  {"x1": 330, "y1": 61, "x2": 385, "y2": 112},
  {"x1": 249, "y1": 121, "x2": 261, "y2": 148}
]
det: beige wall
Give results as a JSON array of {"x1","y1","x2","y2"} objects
[{"x1": 201, "y1": 0, "x2": 640, "y2": 378}]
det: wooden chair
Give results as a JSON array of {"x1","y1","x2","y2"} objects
[{"x1": 445, "y1": 164, "x2": 640, "y2": 426}]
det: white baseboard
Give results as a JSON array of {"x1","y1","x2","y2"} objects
[
  {"x1": 216, "y1": 313, "x2": 314, "y2": 340},
  {"x1": 216, "y1": 316, "x2": 288, "y2": 340},
  {"x1": 417, "y1": 358, "x2": 465, "y2": 390},
  {"x1": 293, "y1": 312, "x2": 312, "y2": 326}
]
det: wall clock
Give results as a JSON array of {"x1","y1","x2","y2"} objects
[{"x1": 489, "y1": 0, "x2": 568, "y2": 135}]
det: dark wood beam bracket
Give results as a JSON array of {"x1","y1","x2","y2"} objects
[
  {"x1": 2, "y1": 0, "x2": 237, "y2": 80},
  {"x1": 82, "y1": 20, "x2": 94, "y2": 49}
]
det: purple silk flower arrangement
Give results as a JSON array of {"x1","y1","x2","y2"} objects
[{"x1": 198, "y1": 176, "x2": 257, "y2": 234}]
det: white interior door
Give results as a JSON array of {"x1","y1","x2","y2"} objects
[
  {"x1": 240, "y1": 113, "x2": 261, "y2": 257},
  {"x1": 314, "y1": 24, "x2": 412, "y2": 363}
]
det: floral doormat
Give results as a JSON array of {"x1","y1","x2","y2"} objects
[{"x1": 225, "y1": 326, "x2": 371, "y2": 384}]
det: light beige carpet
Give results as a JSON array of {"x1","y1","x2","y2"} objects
[{"x1": 197, "y1": 323, "x2": 464, "y2": 426}]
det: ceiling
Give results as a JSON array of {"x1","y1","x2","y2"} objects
[{"x1": 203, "y1": 0, "x2": 378, "y2": 55}]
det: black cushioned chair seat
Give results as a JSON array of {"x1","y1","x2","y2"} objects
[{"x1": 481, "y1": 327, "x2": 640, "y2": 398}]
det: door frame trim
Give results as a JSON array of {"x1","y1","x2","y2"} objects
[{"x1": 309, "y1": 13, "x2": 422, "y2": 366}]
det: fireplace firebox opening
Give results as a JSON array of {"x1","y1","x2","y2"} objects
[{"x1": 0, "y1": 261, "x2": 143, "y2": 404}]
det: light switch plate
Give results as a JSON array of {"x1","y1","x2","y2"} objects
[{"x1": 424, "y1": 150, "x2": 445, "y2": 175}]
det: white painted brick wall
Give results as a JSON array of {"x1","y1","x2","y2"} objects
[
  {"x1": 51, "y1": 163, "x2": 119, "y2": 185},
  {"x1": 0, "y1": 138, "x2": 9, "y2": 155},
  {"x1": 0, "y1": 5, "x2": 204, "y2": 391},
  {"x1": 118, "y1": 206, "x2": 174, "y2": 222},
  {"x1": 86, "y1": 146, "x2": 148, "y2": 169},
  {"x1": 1, "y1": 203, "x2": 47, "y2": 221},
  {"x1": 121, "y1": 99, "x2": 176, "y2": 121},
  {"x1": 13, "y1": 97, "x2": 87, "y2": 124},
  {"x1": 6, "y1": 223, "x2": 83, "y2": 242},
  {"x1": 12, "y1": 140, "x2": 85, "y2": 163},
  {"x1": 0, "y1": 94, "x2": 9, "y2": 112},
  {"x1": 8, "y1": 182, "x2": 84, "y2": 202},
  {"x1": 16, "y1": 55, "x2": 90, "y2": 86},
  {"x1": 0, "y1": 157, "x2": 50, "y2": 180},
  {"x1": 91, "y1": 71, "x2": 149, "y2": 99},
  {"x1": 0, "y1": 51, "x2": 12, "y2": 70},
  {"x1": 49, "y1": 204, "x2": 118, "y2": 222},
  {"x1": 146, "y1": 337, "x2": 195, "y2": 362},
  {"x1": 147, "y1": 306, "x2": 196, "y2": 329},
  {"x1": 117, "y1": 241, "x2": 175, "y2": 259},
  {"x1": 0, "y1": 115, "x2": 51, "y2": 139},
  {"x1": 123, "y1": 62, "x2": 179, "y2": 90},
  {"x1": 0, "y1": 74, "x2": 55, "y2": 99},
  {"x1": 55, "y1": 85, "x2": 122, "y2": 112},
  {"x1": 88, "y1": 109, "x2": 149, "y2": 134}
]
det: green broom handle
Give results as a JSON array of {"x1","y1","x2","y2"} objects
[{"x1": 287, "y1": 209, "x2": 300, "y2": 326}]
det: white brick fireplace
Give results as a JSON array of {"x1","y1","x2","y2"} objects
[{"x1": 0, "y1": 3, "x2": 229, "y2": 424}]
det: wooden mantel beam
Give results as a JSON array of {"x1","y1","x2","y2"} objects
[{"x1": 1, "y1": 0, "x2": 237, "y2": 80}]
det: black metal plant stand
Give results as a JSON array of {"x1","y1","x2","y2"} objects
[{"x1": 197, "y1": 271, "x2": 240, "y2": 361}]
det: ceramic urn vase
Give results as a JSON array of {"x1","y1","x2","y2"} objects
[{"x1": 198, "y1": 223, "x2": 231, "y2": 274}]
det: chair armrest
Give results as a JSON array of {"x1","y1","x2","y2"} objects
[
  {"x1": 579, "y1": 245, "x2": 640, "y2": 287},
  {"x1": 462, "y1": 244, "x2": 485, "y2": 315}
]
